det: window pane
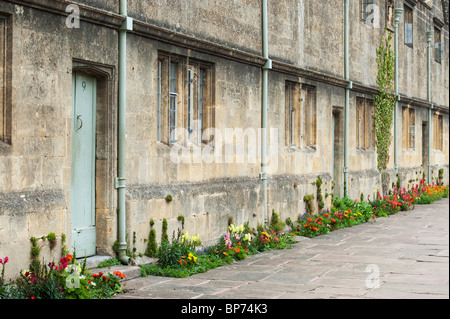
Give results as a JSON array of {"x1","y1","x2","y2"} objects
[
  {"x1": 157, "y1": 61, "x2": 161, "y2": 142},
  {"x1": 169, "y1": 95, "x2": 177, "y2": 142},
  {"x1": 169, "y1": 63, "x2": 177, "y2": 93},
  {"x1": 405, "y1": 23, "x2": 413, "y2": 45},
  {"x1": 408, "y1": 126, "x2": 415, "y2": 149},
  {"x1": 199, "y1": 69, "x2": 204, "y2": 144}
]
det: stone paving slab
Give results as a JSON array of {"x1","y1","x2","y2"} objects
[{"x1": 114, "y1": 198, "x2": 449, "y2": 300}]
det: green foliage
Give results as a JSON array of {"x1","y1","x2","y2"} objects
[
  {"x1": 177, "y1": 215, "x2": 185, "y2": 229},
  {"x1": 30, "y1": 237, "x2": 41, "y2": 273},
  {"x1": 145, "y1": 219, "x2": 158, "y2": 258},
  {"x1": 96, "y1": 258, "x2": 121, "y2": 268},
  {"x1": 374, "y1": 31, "x2": 396, "y2": 195},
  {"x1": 1, "y1": 255, "x2": 126, "y2": 299},
  {"x1": 61, "y1": 233, "x2": 68, "y2": 258},
  {"x1": 141, "y1": 223, "x2": 296, "y2": 279},
  {"x1": 156, "y1": 236, "x2": 183, "y2": 269},
  {"x1": 303, "y1": 194, "x2": 315, "y2": 215},
  {"x1": 315, "y1": 176, "x2": 325, "y2": 211},
  {"x1": 165, "y1": 194, "x2": 173, "y2": 202},
  {"x1": 161, "y1": 218, "x2": 169, "y2": 243},
  {"x1": 269, "y1": 210, "x2": 286, "y2": 232},
  {"x1": 46, "y1": 232, "x2": 57, "y2": 250}
]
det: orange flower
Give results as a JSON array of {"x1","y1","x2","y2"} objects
[
  {"x1": 235, "y1": 248, "x2": 240, "y2": 253},
  {"x1": 113, "y1": 271, "x2": 126, "y2": 278},
  {"x1": 67, "y1": 254, "x2": 73, "y2": 261}
]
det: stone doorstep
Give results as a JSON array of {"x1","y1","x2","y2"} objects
[{"x1": 81, "y1": 255, "x2": 158, "y2": 282}]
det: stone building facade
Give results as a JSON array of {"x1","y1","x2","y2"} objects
[{"x1": 0, "y1": 0, "x2": 448, "y2": 279}]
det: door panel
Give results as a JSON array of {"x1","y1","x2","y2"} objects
[{"x1": 71, "y1": 72, "x2": 97, "y2": 257}]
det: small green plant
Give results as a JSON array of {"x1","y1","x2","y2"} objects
[
  {"x1": 132, "y1": 232, "x2": 137, "y2": 258},
  {"x1": 315, "y1": 176, "x2": 325, "y2": 211},
  {"x1": 228, "y1": 215, "x2": 234, "y2": 227},
  {"x1": 438, "y1": 169, "x2": 444, "y2": 185},
  {"x1": 46, "y1": 232, "x2": 57, "y2": 250},
  {"x1": 161, "y1": 218, "x2": 169, "y2": 243},
  {"x1": 146, "y1": 219, "x2": 158, "y2": 258},
  {"x1": 269, "y1": 210, "x2": 286, "y2": 233},
  {"x1": 30, "y1": 237, "x2": 41, "y2": 273},
  {"x1": 97, "y1": 258, "x2": 122, "y2": 268},
  {"x1": 303, "y1": 194, "x2": 315, "y2": 215},
  {"x1": 165, "y1": 194, "x2": 173, "y2": 202},
  {"x1": 177, "y1": 215, "x2": 185, "y2": 229},
  {"x1": 61, "y1": 233, "x2": 68, "y2": 258}
]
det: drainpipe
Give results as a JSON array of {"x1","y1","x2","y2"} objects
[
  {"x1": 116, "y1": 0, "x2": 133, "y2": 265},
  {"x1": 427, "y1": 29, "x2": 434, "y2": 184},
  {"x1": 261, "y1": 0, "x2": 272, "y2": 226},
  {"x1": 344, "y1": 0, "x2": 350, "y2": 197},
  {"x1": 394, "y1": 8, "x2": 403, "y2": 174}
]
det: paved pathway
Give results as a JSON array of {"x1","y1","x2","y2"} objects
[{"x1": 114, "y1": 198, "x2": 449, "y2": 300}]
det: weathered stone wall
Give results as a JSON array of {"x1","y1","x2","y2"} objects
[
  {"x1": 0, "y1": 0, "x2": 120, "y2": 279},
  {"x1": 0, "y1": 0, "x2": 448, "y2": 280}
]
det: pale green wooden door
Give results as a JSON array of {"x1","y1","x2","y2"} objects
[{"x1": 71, "y1": 72, "x2": 97, "y2": 257}]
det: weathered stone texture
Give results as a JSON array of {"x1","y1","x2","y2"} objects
[{"x1": 0, "y1": 0, "x2": 448, "y2": 279}]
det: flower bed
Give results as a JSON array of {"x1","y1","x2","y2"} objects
[
  {"x1": 293, "y1": 182, "x2": 449, "y2": 238},
  {"x1": 140, "y1": 222, "x2": 296, "y2": 279},
  {"x1": 0, "y1": 254, "x2": 126, "y2": 299},
  {"x1": 1, "y1": 181, "x2": 447, "y2": 297}
]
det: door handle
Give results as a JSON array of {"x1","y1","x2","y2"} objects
[{"x1": 76, "y1": 115, "x2": 83, "y2": 132}]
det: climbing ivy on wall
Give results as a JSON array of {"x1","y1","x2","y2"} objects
[{"x1": 374, "y1": 31, "x2": 396, "y2": 195}]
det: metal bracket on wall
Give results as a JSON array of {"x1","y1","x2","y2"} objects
[
  {"x1": 115, "y1": 177, "x2": 126, "y2": 189},
  {"x1": 120, "y1": 16, "x2": 133, "y2": 31}
]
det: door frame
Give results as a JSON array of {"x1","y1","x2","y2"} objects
[
  {"x1": 71, "y1": 59, "x2": 116, "y2": 257},
  {"x1": 71, "y1": 71, "x2": 97, "y2": 257}
]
